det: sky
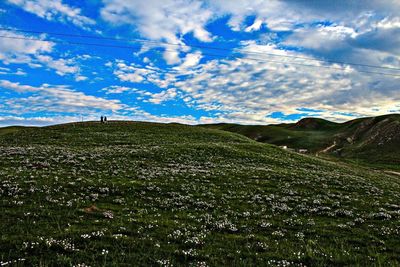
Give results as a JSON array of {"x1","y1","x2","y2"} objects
[{"x1": 0, "y1": 0, "x2": 399, "y2": 126}]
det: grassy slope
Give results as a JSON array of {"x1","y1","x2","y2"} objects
[
  {"x1": 201, "y1": 123, "x2": 337, "y2": 151},
  {"x1": 337, "y1": 115, "x2": 400, "y2": 166},
  {"x1": 0, "y1": 126, "x2": 34, "y2": 136},
  {"x1": 1, "y1": 121, "x2": 400, "y2": 266},
  {"x1": 200, "y1": 114, "x2": 400, "y2": 167}
]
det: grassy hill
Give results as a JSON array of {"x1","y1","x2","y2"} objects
[
  {"x1": 0, "y1": 126, "x2": 34, "y2": 136},
  {"x1": 200, "y1": 114, "x2": 400, "y2": 168},
  {"x1": 1, "y1": 121, "x2": 400, "y2": 266}
]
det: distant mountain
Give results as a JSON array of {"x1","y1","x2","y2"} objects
[{"x1": 200, "y1": 114, "x2": 400, "y2": 167}]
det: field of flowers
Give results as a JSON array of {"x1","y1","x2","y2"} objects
[{"x1": 1, "y1": 121, "x2": 400, "y2": 266}]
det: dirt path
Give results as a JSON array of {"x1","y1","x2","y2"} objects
[
  {"x1": 319, "y1": 141, "x2": 336, "y2": 154},
  {"x1": 384, "y1": 170, "x2": 400, "y2": 176}
]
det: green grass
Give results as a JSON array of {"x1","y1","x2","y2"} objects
[
  {"x1": 200, "y1": 114, "x2": 400, "y2": 169},
  {"x1": 0, "y1": 126, "x2": 34, "y2": 136},
  {"x1": 1, "y1": 121, "x2": 400, "y2": 266},
  {"x1": 200, "y1": 123, "x2": 339, "y2": 151}
]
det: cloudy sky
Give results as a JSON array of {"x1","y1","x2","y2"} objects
[{"x1": 0, "y1": 0, "x2": 399, "y2": 126}]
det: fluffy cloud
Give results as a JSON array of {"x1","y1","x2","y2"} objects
[
  {"x1": 101, "y1": 0, "x2": 213, "y2": 64},
  {"x1": 0, "y1": 31, "x2": 84, "y2": 76},
  {"x1": 99, "y1": 0, "x2": 400, "y2": 69},
  {"x1": 6, "y1": 0, "x2": 95, "y2": 29},
  {"x1": 2, "y1": 0, "x2": 400, "y2": 126},
  {"x1": 101, "y1": 0, "x2": 213, "y2": 43},
  {"x1": 110, "y1": 60, "x2": 177, "y2": 89},
  {"x1": 147, "y1": 88, "x2": 178, "y2": 104},
  {"x1": 351, "y1": 17, "x2": 400, "y2": 54},
  {"x1": 113, "y1": 61, "x2": 152, "y2": 83},
  {"x1": 0, "y1": 66, "x2": 26, "y2": 75},
  {"x1": 35, "y1": 55, "x2": 79, "y2": 76},
  {"x1": 0, "y1": 31, "x2": 53, "y2": 65},
  {"x1": 284, "y1": 20, "x2": 400, "y2": 71},
  {"x1": 212, "y1": 0, "x2": 400, "y2": 32},
  {"x1": 0, "y1": 115, "x2": 85, "y2": 127},
  {"x1": 102, "y1": 85, "x2": 134, "y2": 94},
  {"x1": 178, "y1": 52, "x2": 202, "y2": 69},
  {"x1": 0, "y1": 80, "x2": 123, "y2": 114},
  {"x1": 99, "y1": 0, "x2": 400, "y2": 37},
  {"x1": 172, "y1": 42, "x2": 400, "y2": 123},
  {"x1": 210, "y1": 1, "x2": 297, "y2": 32},
  {"x1": 285, "y1": 25, "x2": 357, "y2": 52}
]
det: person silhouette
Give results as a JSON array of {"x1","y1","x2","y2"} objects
[
  {"x1": 100, "y1": 116, "x2": 104, "y2": 123},
  {"x1": 104, "y1": 116, "x2": 107, "y2": 123}
]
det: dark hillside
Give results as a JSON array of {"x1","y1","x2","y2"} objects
[{"x1": 292, "y1": 117, "x2": 339, "y2": 130}]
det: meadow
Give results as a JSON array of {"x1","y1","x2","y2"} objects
[{"x1": 1, "y1": 122, "x2": 400, "y2": 266}]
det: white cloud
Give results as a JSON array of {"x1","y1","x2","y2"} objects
[
  {"x1": 105, "y1": 36, "x2": 399, "y2": 123},
  {"x1": 6, "y1": 0, "x2": 95, "y2": 29},
  {"x1": 35, "y1": 55, "x2": 79, "y2": 76},
  {"x1": 0, "y1": 31, "x2": 53, "y2": 65},
  {"x1": 147, "y1": 88, "x2": 178, "y2": 104},
  {"x1": 0, "y1": 66, "x2": 10, "y2": 74},
  {"x1": 163, "y1": 49, "x2": 181, "y2": 65},
  {"x1": 102, "y1": 85, "x2": 134, "y2": 94},
  {"x1": 0, "y1": 115, "x2": 86, "y2": 127},
  {"x1": 0, "y1": 31, "x2": 85, "y2": 77},
  {"x1": 171, "y1": 42, "x2": 400, "y2": 123},
  {"x1": 210, "y1": 1, "x2": 299, "y2": 32},
  {"x1": 0, "y1": 80, "x2": 123, "y2": 113},
  {"x1": 2, "y1": 0, "x2": 400, "y2": 125},
  {"x1": 101, "y1": 0, "x2": 213, "y2": 43},
  {"x1": 113, "y1": 61, "x2": 148, "y2": 83},
  {"x1": 198, "y1": 113, "x2": 292, "y2": 125},
  {"x1": 111, "y1": 60, "x2": 177, "y2": 89},
  {"x1": 75, "y1": 75, "x2": 88, "y2": 82},
  {"x1": 352, "y1": 17, "x2": 400, "y2": 54},
  {"x1": 99, "y1": 0, "x2": 400, "y2": 72},
  {"x1": 179, "y1": 51, "x2": 202, "y2": 69},
  {"x1": 285, "y1": 25, "x2": 357, "y2": 52},
  {"x1": 0, "y1": 66, "x2": 26, "y2": 76},
  {"x1": 101, "y1": 0, "x2": 214, "y2": 64},
  {"x1": 245, "y1": 19, "x2": 263, "y2": 32},
  {"x1": 212, "y1": 0, "x2": 400, "y2": 32},
  {"x1": 284, "y1": 21, "x2": 400, "y2": 69}
]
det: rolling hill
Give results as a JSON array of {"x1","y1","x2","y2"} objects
[
  {"x1": 200, "y1": 114, "x2": 400, "y2": 168},
  {"x1": 1, "y1": 121, "x2": 400, "y2": 266}
]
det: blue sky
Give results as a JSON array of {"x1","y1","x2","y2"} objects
[{"x1": 0, "y1": 0, "x2": 399, "y2": 126}]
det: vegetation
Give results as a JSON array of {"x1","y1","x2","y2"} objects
[
  {"x1": 201, "y1": 114, "x2": 400, "y2": 168},
  {"x1": 1, "y1": 121, "x2": 400, "y2": 266}
]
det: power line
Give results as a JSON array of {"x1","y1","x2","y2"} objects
[
  {"x1": 1, "y1": 34, "x2": 400, "y2": 77},
  {"x1": 1, "y1": 27, "x2": 400, "y2": 72}
]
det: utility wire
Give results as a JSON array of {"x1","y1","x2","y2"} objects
[
  {"x1": 1, "y1": 27, "x2": 400, "y2": 72},
  {"x1": 1, "y1": 34, "x2": 400, "y2": 77}
]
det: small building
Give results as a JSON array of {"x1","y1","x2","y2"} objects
[
  {"x1": 280, "y1": 145, "x2": 288, "y2": 150},
  {"x1": 298, "y1": 149, "x2": 308, "y2": 153}
]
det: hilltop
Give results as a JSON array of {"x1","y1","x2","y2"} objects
[
  {"x1": 292, "y1": 117, "x2": 339, "y2": 130},
  {"x1": 201, "y1": 114, "x2": 400, "y2": 168},
  {"x1": 1, "y1": 121, "x2": 400, "y2": 266}
]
